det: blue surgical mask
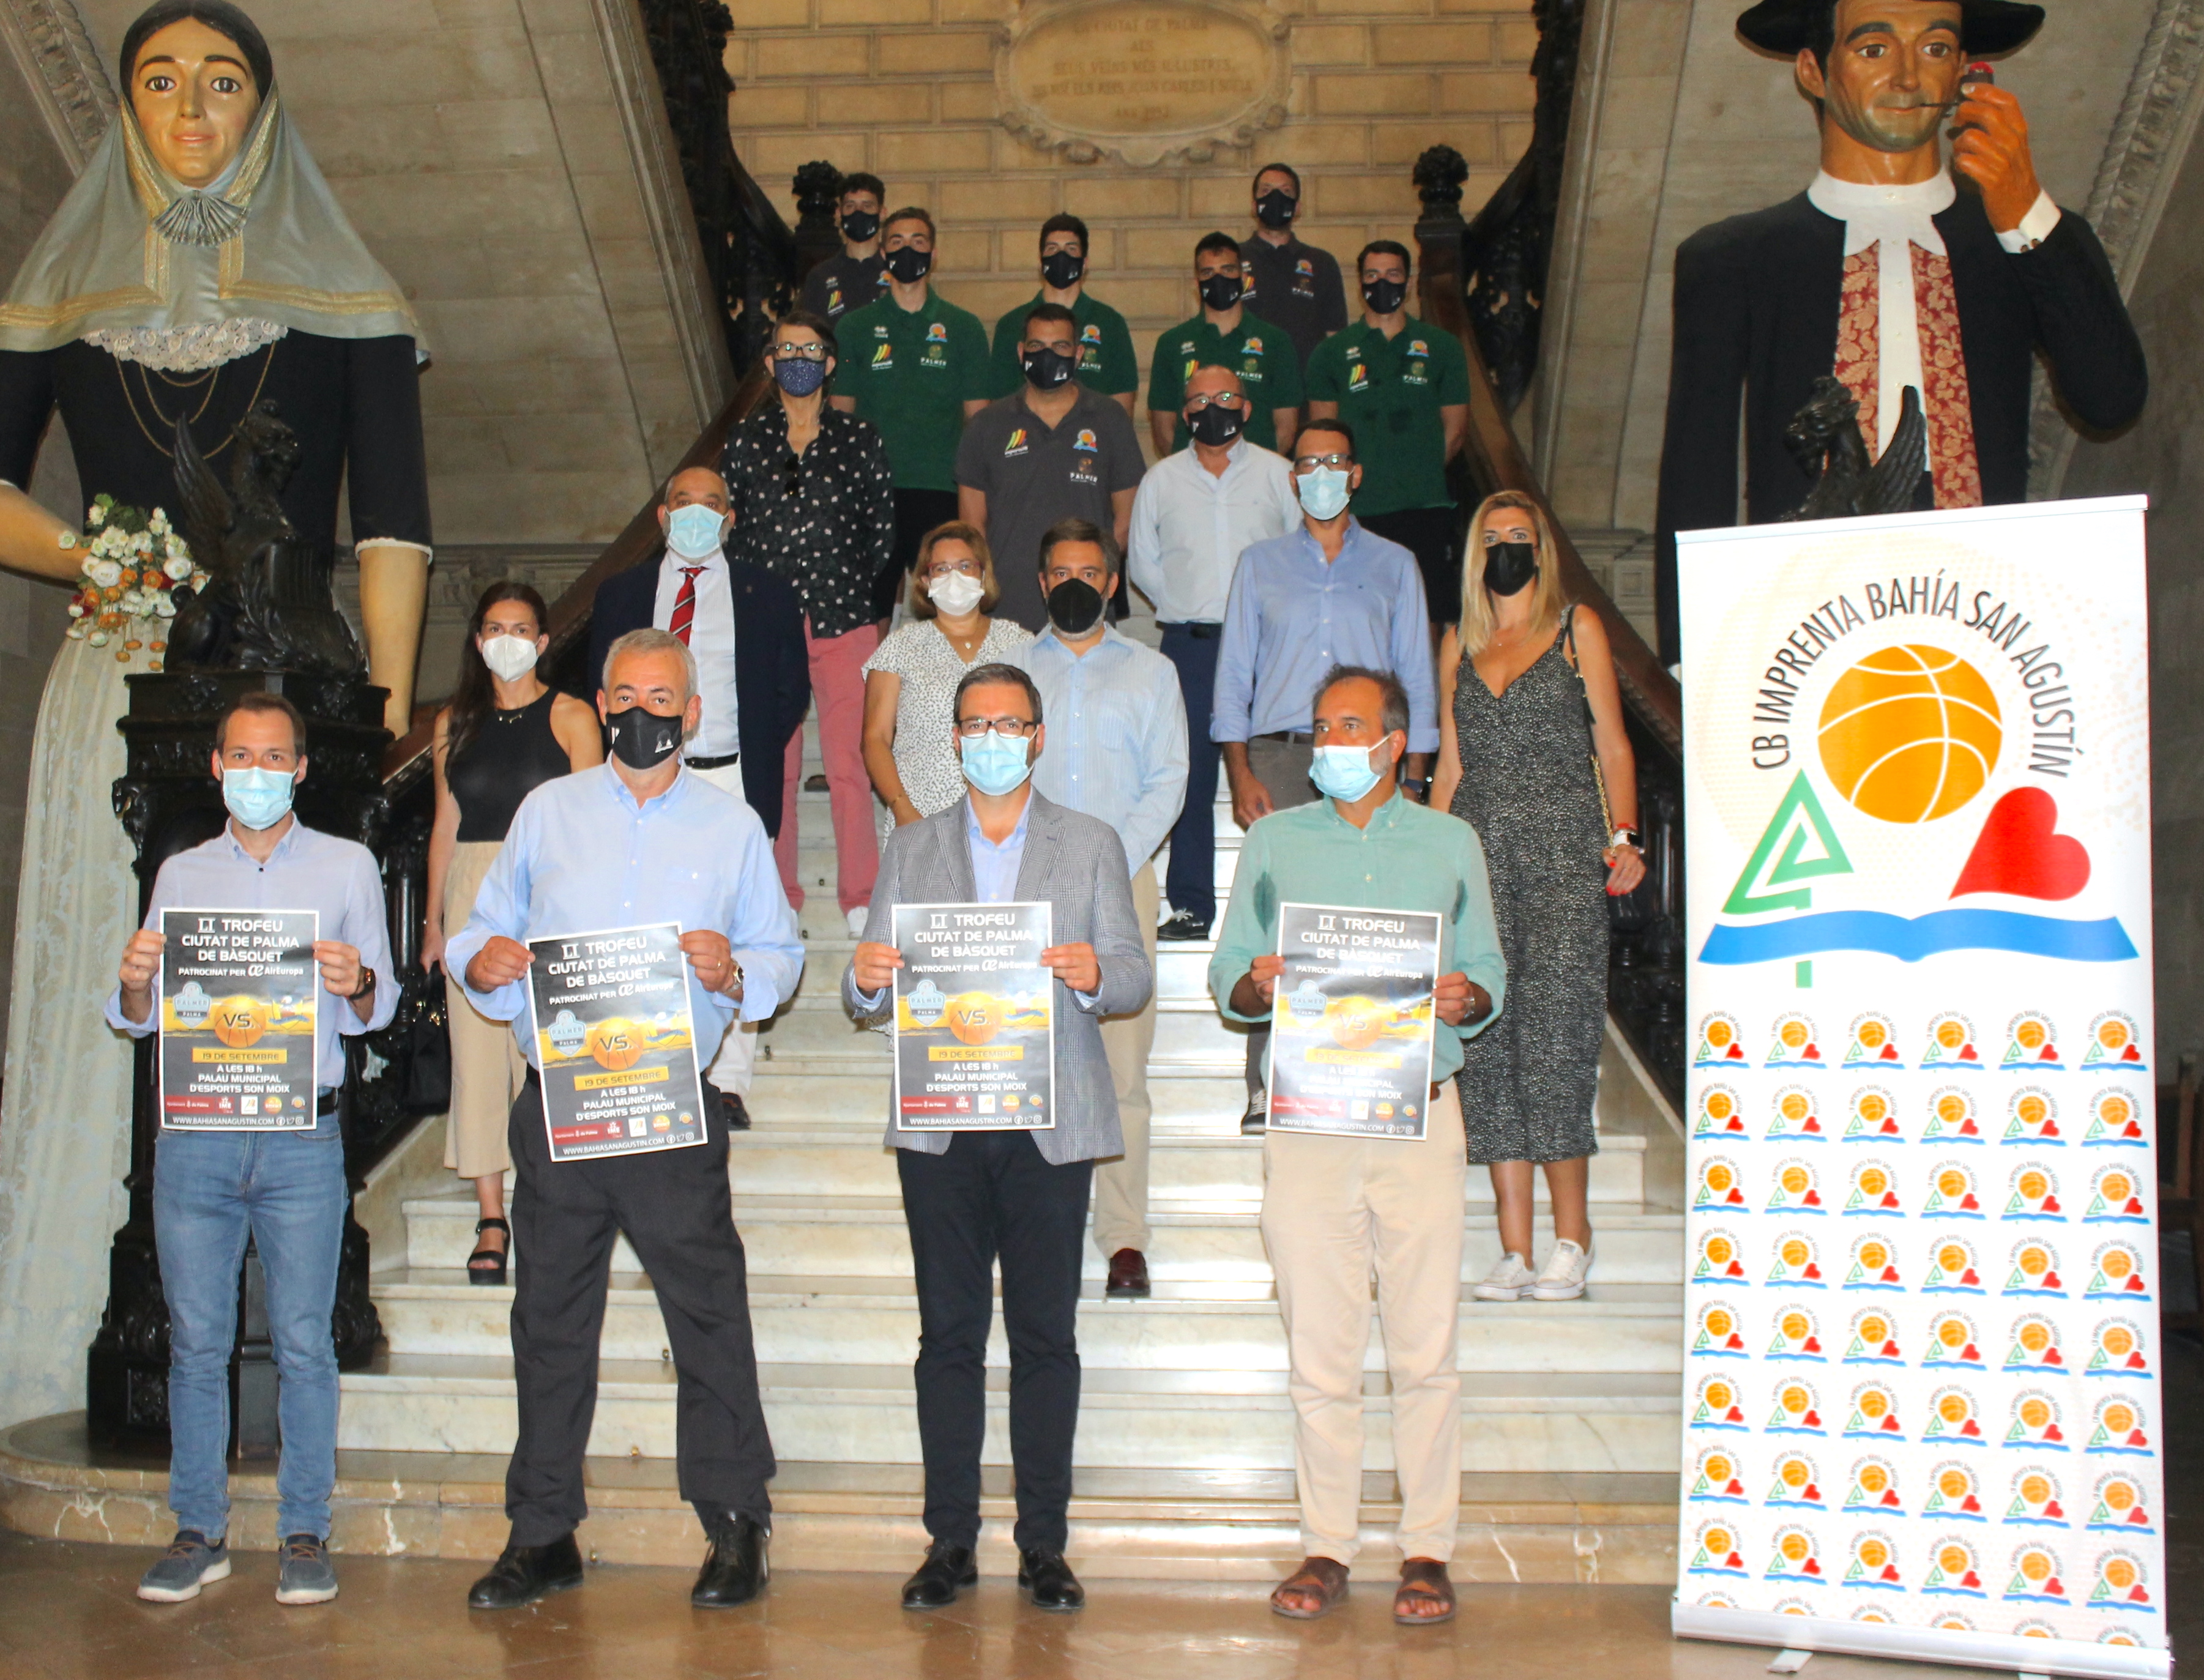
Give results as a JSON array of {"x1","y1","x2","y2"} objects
[
  {"x1": 665, "y1": 503, "x2": 724, "y2": 560},
  {"x1": 223, "y1": 765, "x2": 297, "y2": 830},
  {"x1": 1309, "y1": 743, "x2": 1385, "y2": 803},
  {"x1": 1296, "y1": 466, "x2": 1352, "y2": 521},
  {"x1": 774, "y1": 355, "x2": 828, "y2": 398},
  {"x1": 959, "y1": 730, "x2": 1032, "y2": 797}
]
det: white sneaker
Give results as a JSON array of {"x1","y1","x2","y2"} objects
[
  {"x1": 1530, "y1": 1240, "x2": 1593, "y2": 1301},
  {"x1": 846, "y1": 905, "x2": 869, "y2": 937},
  {"x1": 1472, "y1": 1252, "x2": 1536, "y2": 1301}
]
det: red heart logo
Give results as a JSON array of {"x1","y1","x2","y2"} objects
[{"x1": 1951, "y1": 788, "x2": 2091, "y2": 901}]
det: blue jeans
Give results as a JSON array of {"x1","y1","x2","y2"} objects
[{"x1": 154, "y1": 1114, "x2": 347, "y2": 1541}]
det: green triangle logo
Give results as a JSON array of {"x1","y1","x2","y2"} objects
[{"x1": 1724, "y1": 773, "x2": 1855, "y2": 915}]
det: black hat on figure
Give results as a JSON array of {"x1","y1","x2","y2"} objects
[{"x1": 1737, "y1": 0, "x2": 2046, "y2": 56}]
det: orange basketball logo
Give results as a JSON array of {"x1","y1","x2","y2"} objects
[
  {"x1": 947, "y1": 992, "x2": 1004, "y2": 1045},
  {"x1": 1324, "y1": 995, "x2": 1388, "y2": 1051},
  {"x1": 586, "y1": 1017, "x2": 644, "y2": 1071},
  {"x1": 211, "y1": 995, "x2": 269, "y2": 1048},
  {"x1": 1818, "y1": 644, "x2": 2002, "y2": 822}
]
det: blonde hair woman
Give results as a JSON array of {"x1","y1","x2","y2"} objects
[
  {"x1": 1430, "y1": 491, "x2": 1645, "y2": 1304},
  {"x1": 860, "y1": 522, "x2": 1033, "y2": 837}
]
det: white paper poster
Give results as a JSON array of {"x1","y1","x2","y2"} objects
[{"x1": 1672, "y1": 500, "x2": 2167, "y2": 1680}]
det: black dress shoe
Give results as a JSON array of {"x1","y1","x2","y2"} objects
[
  {"x1": 1017, "y1": 1548, "x2": 1084, "y2": 1611},
  {"x1": 719, "y1": 1090, "x2": 751, "y2": 1131},
  {"x1": 692, "y1": 1514, "x2": 769, "y2": 1608},
  {"x1": 467, "y1": 1534, "x2": 584, "y2": 1610},
  {"x1": 900, "y1": 1541, "x2": 978, "y2": 1610},
  {"x1": 1105, "y1": 1248, "x2": 1151, "y2": 1299},
  {"x1": 1156, "y1": 910, "x2": 1211, "y2": 942}
]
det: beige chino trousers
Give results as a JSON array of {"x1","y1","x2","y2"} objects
[
  {"x1": 1260, "y1": 1079, "x2": 1466, "y2": 1564},
  {"x1": 1092, "y1": 860, "x2": 1159, "y2": 1257}
]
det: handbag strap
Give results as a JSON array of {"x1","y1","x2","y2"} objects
[{"x1": 1562, "y1": 605, "x2": 1616, "y2": 838}]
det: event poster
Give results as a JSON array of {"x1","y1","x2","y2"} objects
[
  {"x1": 527, "y1": 923, "x2": 707, "y2": 1162},
  {"x1": 1673, "y1": 500, "x2": 2166, "y2": 1680},
  {"x1": 1267, "y1": 902, "x2": 1441, "y2": 1139},
  {"x1": 893, "y1": 902, "x2": 1054, "y2": 1129},
  {"x1": 158, "y1": 909, "x2": 319, "y2": 1129}
]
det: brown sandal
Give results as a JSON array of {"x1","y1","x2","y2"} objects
[
  {"x1": 1393, "y1": 1557, "x2": 1456, "y2": 1625},
  {"x1": 1270, "y1": 1555, "x2": 1350, "y2": 1619}
]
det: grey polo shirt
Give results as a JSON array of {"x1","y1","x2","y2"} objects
[{"x1": 953, "y1": 384, "x2": 1145, "y2": 632}]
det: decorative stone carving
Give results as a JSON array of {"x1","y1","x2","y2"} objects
[
  {"x1": 0, "y1": 0, "x2": 116, "y2": 170},
  {"x1": 997, "y1": 0, "x2": 1289, "y2": 168}
]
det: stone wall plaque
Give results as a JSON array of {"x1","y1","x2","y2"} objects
[{"x1": 998, "y1": 0, "x2": 1289, "y2": 168}]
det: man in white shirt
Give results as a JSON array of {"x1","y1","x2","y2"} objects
[
  {"x1": 588, "y1": 467, "x2": 810, "y2": 1128},
  {"x1": 1126, "y1": 365, "x2": 1299, "y2": 941}
]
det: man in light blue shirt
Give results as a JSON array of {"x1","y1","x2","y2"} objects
[
  {"x1": 445, "y1": 629, "x2": 802, "y2": 1616},
  {"x1": 1019, "y1": 518, "x2": 1186, "y2": 1298},
  {"x1": 1127, "y1": 365, "x2": 1300, "y2": 940},
  {"x1": 108, "y1": 692, "x2": 396, "y2": 1608}
]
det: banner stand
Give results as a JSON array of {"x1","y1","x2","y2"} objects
[{"x1": 1672, "y1": 1602, "x2": 2172, "y2": 1680}]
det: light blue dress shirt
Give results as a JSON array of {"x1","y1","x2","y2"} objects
[
  {"x1": 1210, "y1": 519, "x2": 1439, "y2": 753},
  {"x1": 1018, "y1": 625, "x2": 1189, "y2": 874},
  {"x1": 966, "y1": 795, "x2": 1031, "y2": 904},
  {"x1": 445, "y1": 764, "x2": 803, "y2": 1067},
  {"x1": 1125, "y1": 437, "x2": 1300, "y2": 625},
  {"x1": 105, "y1": 820, "x2": 398, "y2": 1094}
]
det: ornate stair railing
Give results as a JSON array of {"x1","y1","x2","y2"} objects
[{"x1": 1413, "y1": 147, "x2": 1688, "y2": 1113}]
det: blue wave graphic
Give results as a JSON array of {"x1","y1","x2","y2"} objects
[{"x1": 1700, "y1": 910, "x2": 2137, "y2": 966}]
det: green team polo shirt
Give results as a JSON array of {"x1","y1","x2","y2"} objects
[
  {"x1": 838, "y1": 290, "x2": 993, "y2": 493},
  {"x1": 1144, "y1": 309, "x2": 1305, "y2": 455},
  {"x1": 1303, "y1": 316, "x2": 1470, "y2": 515},
  {"x1": 987, "y1": 291, "x2": 1139, "y2": 400}
]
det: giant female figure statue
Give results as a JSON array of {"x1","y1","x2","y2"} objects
[{"x1": 0, "y1": 1, "x2": 430, "y2": 1429}]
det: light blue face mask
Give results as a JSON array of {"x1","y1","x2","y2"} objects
[
  {"x1": 1295, "y1": 465, "x2": 1353, "y2": 521},
  {"x1": 223, "y1": 765, "x2": 297, "y2": 830},
  {"x1": 959, "y1": 729, "x2": 1033, "y2": 797},
  {"x1": 1309, "y1": 742, "x2": 1385, "y2": 803},
  {"x1": 665, "y1": 503, "x2": 725, "y2": 560}
]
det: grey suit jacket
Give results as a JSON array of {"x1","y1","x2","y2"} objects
[{"x1": 841, "y1": 791, "x2": 1151, "y2": 1165}]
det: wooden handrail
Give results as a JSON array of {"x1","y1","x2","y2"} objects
[
  {"x1": 379, "y1": 363, "x2": 775, "y2": 781},
  {"x1": 1415, "y1": 215, "x2": 1682, "y2": 754}
]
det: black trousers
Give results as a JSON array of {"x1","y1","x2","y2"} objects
[
  {"x1": 1158, "y1": 623, "x2": 1222, "y2": 927},
  {"x1": 1361, "y1": 504, "x2": 1461, "y2": 623},
  {"x1": 504, "y1": 1072, "x2": 775, "y2": 1544},
  {"x1": 882, "y1": 488, "x2": 961, "y2": 619},
  {"x1": 896, "y1": 1132, "x2": 1093, "y2": 1553}
]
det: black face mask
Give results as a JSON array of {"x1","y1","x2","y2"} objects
[
  {"x1": 1040, "y1": 251, "x2": 1084, "y2": 289},
  {"x1": 1198, "y1": 273, "x2": 1243, "y2": 313},
  {"x1": 1362, "y1": 277, "x2": 1409, "y2": 316},
  {"x1": 1254, "y1": 188, "x2": 1297, "y2": 229},
  {"x1": 1484, "y1": 540, "x2": 1538, "y2": 598},
  {"x1": 605, "y1": 705, "x2": 683, "y2": 771},
  {"x1": 1021, "y1": 346, "x2": 1074, "y2": 390},
  {"x1": 1187, "y1": 402, "x2": 1245, "y2": 447},
  {"x1": 1045, "y1": 577, "x2": 1105, "y2": 636},
  {"x1": 841, "y1": 208, "x2": 879, "y2": 243},
  {"x1": 883, "y1": 245, "x2": 932, "y2": 285}
]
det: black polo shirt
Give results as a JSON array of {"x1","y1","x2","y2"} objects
[
  {"x1": 1243, "y1": 234, "x2": 1348, "y2": 373},
  {"x1": 800, "y1": 253, "x2": 888, "y2": 322},
  {"x1": 953, "y1": 384, "x2": 1145, "y2": 631}
]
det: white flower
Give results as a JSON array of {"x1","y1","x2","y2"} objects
[
  {"x1": 57, "y1": 531, "x2": 75, "y2": 550},
  {"x1": 87, "y1": 630, "x2": 108, "y2": 647},
  {"x1": 164, "y1": 554, "x2": 195, "y2": 581},
  {"x1": 154, "y1": 595, "x2": 177, "y2": 619},
  {"x1": 89, "y1": 559, "x2": 122, "y2": 588},
  {"x1": 132, "y1": 532, "x2": 152, "y2": 556},
  {"x1": 86, "y1": 503, "x2": 105, "y2": 528},
  {"x1": 149, "y1": 509, "x2": 170, "y2": 535},
  {"x1": 67, "y1": 602, "x2": 84, "y2": 619}
]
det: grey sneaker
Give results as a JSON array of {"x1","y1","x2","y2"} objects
[
  {"x1": 138, "y1": 1529, "x2": 231, "y2": 1602},
  {"x1": 275, "y1": 1533, "x2": 339, "y2": 1605}
]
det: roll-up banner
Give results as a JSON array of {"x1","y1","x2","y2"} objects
[{"x1": 1673, "y1": 499, "x2": 2167, "y2": 1680}]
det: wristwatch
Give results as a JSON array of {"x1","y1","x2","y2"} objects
[
  {"x1": 1403, "y1": 777, "x2": 1431, "y2": 798},
  {"x1": 725, "y1": 956, "x2": 745, "y2": 999},
  {"x1": 1610, "y1": 827, "x2": 1642, "y2": 851},
  {"x1": 348, "y1": 966, "x2": 378, "y2": 1000}
]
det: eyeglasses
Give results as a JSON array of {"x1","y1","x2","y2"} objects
[
  {"x1": 781, "y1": 453, "x2": 803, "y2": 498},
  {"x1": 1293, "y1": 453, "x2": 1353, "y2": 473},
  {"x1": 925, "y1": 558, "x2": 983, "y2": 579},
  {"x1": 1184, "y1": 392, "x2": 1245, "y2": 412},
  {"x1": 775, "y1": 344, "x2": 827, "y2": 362},
  {"x1": 955, "y1": 716, "x2": 1038, "y2": 738}
]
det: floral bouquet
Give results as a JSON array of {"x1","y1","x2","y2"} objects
[{"x1": 61, "y1": 494, "x2": 209, "y2": 670}]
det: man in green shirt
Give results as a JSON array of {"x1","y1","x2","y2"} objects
[
  {"x1": 1147, "y1": 232, "x2": 1303, "y2": 459},
  {"x1": 1305, "y1": 241, "x2": 1472, "y2": 624},
  {"x1": 986, "y1": 214, "x2": 1138, "y2": 417},
  {"x1": 832, "y1": 207, "x2": 994, "y2": 619},
  {"x1": 1208, "y1": 665, "x2": 1503, "y2": 1627}
]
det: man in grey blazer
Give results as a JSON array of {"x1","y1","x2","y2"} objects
[{"x1": 844, "y1": 662, "x2": 1151, "y2": 1615}]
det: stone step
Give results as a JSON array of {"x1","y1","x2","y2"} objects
[
  {"x1": 335, "y1": 1352, "x2": 1683, "y2": 1475},
  {"x1": 369, "y1": 1266, "x2": 1682, "y2": 1372},
  {"x1": 400, "y1": 1189, "x2": 1681, "y2": 1279},
  {"x1": 0, "y1": 1413, "x2": 1678, "y2": 1580}
]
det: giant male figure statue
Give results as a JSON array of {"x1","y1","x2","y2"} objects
[
  {"x1": 0, "y1": 0, "x2": 432, "y2": 729},
  {"x1": 1652, "y1": 0, "x2": 2147, "y2": 663}
]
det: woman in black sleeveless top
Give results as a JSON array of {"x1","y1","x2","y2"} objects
[{"x1": 423, "y1": 582, "x2": 602, "y2": 1280}]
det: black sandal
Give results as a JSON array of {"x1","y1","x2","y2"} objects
[{"x1": 467, "y1": 1217, "x2": 510, "y2": 1286}]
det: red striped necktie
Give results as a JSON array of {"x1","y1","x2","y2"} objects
[{"x1": 668, "y1": 565, "x2": 706, "y2": 645}]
